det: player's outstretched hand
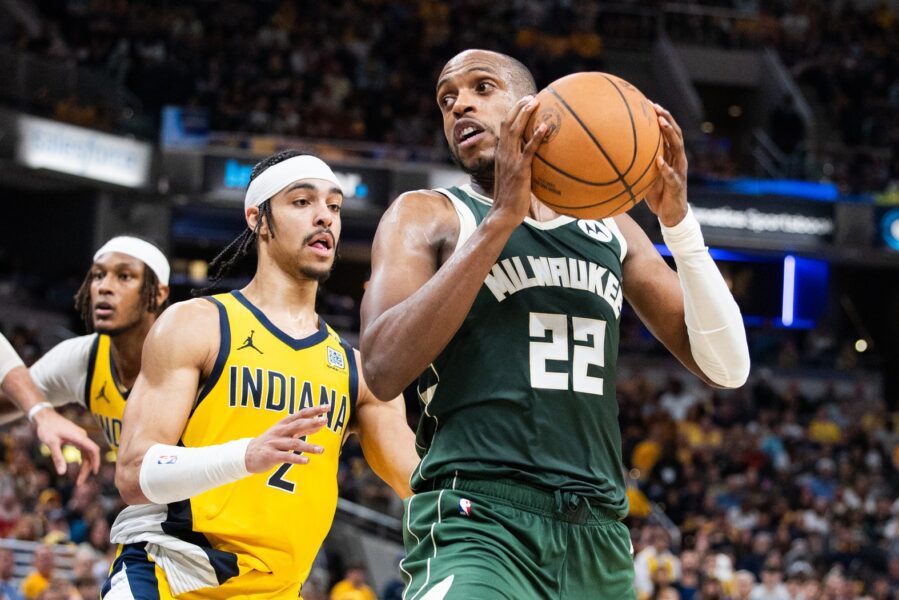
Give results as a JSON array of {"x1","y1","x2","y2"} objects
[
  {"x1": 244, "y1": 404, "x2": 330, "y2": 473},
  {"x1": 33, "y1": 409, "x2": 101, "y2": 485},
  {"x1": 644, "y1": 103, "x2": 689, "y2": 228},
  {"x1": 490, "y1": 95, "x2": 549, "y2": 228}
]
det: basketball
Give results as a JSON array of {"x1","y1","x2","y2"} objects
[{"x1": 526, "y1": 72, "x2": 664, "y2": 220}]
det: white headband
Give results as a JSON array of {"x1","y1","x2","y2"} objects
[
  {"x1": 244, "y1": 155, "x2": 342, "y2": 211},
  {"x1": 93, "y1": 236, "x2": 170, "y2": 286}
]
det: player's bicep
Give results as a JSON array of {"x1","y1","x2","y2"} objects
[
  {"x1": 360, "y1": 192, "x2": 455, "y2": 328},
  {"x1": 119, "y1": 300, "x2": 218, "y2": 461}
]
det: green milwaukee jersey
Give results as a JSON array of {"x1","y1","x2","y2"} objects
[{"x1": 412, "y1": 184, "x2": 630, "y2": 516}]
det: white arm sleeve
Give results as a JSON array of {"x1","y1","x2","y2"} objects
[
  {"x1": 661, "y1": 207, "x2": 750, "y2": 388},
  {"x1": 29, "y1": 335, "x2": 95, "y2": 408},
  {"x1": 138, "y1": 439, "x2": 253, "y2": 505},
  {"x1": 0, "y1": 333, "x2": 24, "y2": 384}
]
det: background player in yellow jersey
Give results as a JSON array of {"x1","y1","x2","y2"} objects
[
  {"x1": 106, "y1": 151, "x2": 418, "y2": 600},
  {"x1": 0, "y1": 235, "x2": 171, "y2": 474}
]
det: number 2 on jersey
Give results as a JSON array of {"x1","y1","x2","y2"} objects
[
  {"x1": 267, "y1": 435, "x2": 306, "y2": 493},
  {"x1": 528, "y1": 312, "x2": 605, "y2": 395}
]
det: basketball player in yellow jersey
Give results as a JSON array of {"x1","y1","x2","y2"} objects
[
  {"x1": 105, "y1": 151, "x2": 418, "y2": 600},
  {"x1": 0, "y1": 235, "x2": 170, "y2": 471}
]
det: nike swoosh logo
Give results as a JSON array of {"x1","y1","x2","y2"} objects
[{"x1": 420, "y1": 575, "x2": 454, "y2": 600}]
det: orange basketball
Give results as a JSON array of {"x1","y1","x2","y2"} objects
[{"x1": 526, "y1": 72, "x2": 664, "y2": 220}]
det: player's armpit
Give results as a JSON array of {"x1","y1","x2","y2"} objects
[
  {"x1": 352, "y1": 350, "x2": 418, "y2": 499},
  {"x1": 615, "y1": 213, "x2": 715, "y2": 385},
  {"x1": 115, "y1": 299, "x2": 220, "y2": 504}
]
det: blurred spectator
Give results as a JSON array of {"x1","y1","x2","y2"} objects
[
  {"x1": 659, "y1": 378, "x2": 698, "y2": 423},
  {"x1": 33, "y1": 580, "x2": 74, "y2": 600},
  {"x1": 635, "y1": 528, "x2": 681, "y2": 600},
  {"x1": 73, "y1": 575, "x2": 99, "y2": 600},
  {"x1": 0, "y1": 547, "x2": 24, "y2": 600},
  {"x1": 19, "y1": 545, "x2": 53, "y2": 600},
  {"x1": 329, "y1": 563, "x2": 376, "y2": 600},
  {"x1": 749, "y1": 562, "x2": 789, "y2": 600},
  {"x1": 733, "y1": 570, "x2": 756, "y2": 600}
]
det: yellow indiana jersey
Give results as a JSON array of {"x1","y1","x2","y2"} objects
[
  {"x1": 161, "y1": 290, "x2": 357, "y2": 598},
  {"x1": 85, "y1": 334, "x2": 128, "y2": 449}
]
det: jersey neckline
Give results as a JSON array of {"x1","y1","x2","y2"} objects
[
  {"x1": 230, "y1": 290, "x2": 329, "y2": 350},
  {"x1": 459, "y1": 184, "x2": 576, "y2": 230}
]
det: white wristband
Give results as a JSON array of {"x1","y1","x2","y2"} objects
[
  {"x1": 660, "y1": 206, "x2": 705, "y2": 255},
  {"x1": 27, "y1": 402, "x2": 54, "y2": 423},
  {"x1": 138, "y1": 438, "x2": 252, "y2": 505}
]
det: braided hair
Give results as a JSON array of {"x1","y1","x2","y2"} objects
[{"x1": 195, "y1": 150, "x2": 303, "y2": 294}]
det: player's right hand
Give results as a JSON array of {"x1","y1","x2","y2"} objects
[
  {"x1": 244, "y1": 404, "x2": 330, "y2": 473},
  {"x1": 490, "y1": 95, "x2": 548, "y2": 228},
  {"x1": 32, "y1": 408, "x2": 101, "y2": 485}
]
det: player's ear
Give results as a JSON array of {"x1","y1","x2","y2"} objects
[
  {"x1": 156, "y1": 284, "x2": 170, "y2": 307},
  {"x1": 245, "y1": 205, "x2": 260, "y2": 231}
]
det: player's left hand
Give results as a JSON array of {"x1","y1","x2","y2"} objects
[
  {"x1": 33, "y1": 408, "x2": 101, "y2": 485},
  {"x1": 644, "y1": 103, "x2": 689, "y2": 228}
]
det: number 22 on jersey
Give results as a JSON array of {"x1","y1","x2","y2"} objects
[{"x1": 528, "y1": 312, "x2": 606, "y2": 395}]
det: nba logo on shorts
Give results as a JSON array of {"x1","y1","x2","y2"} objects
[
  {"x1": 157, "y1": 456, "x2": 177, "y2": 465},
  {"x1": 458, "y1": 499, "x2": 472, "y2": 517},
  {"x1": 327, "y1": 347, "x2": 345, "y2": 370}
]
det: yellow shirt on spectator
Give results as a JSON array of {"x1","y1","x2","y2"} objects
[
  {"x1": 20, "y1": 571, "x2": 48, "y2": 599},
  {"x1": 330, "y1": 580, "x2": 376, "y2": 600},
  {"x1": 808, "y1": 419, "x2": 841, "y2": 444},
  {"x1": 631, "y1": 439, "x2": 662, "y2": 477}
]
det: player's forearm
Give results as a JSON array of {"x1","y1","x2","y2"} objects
[
  {"x1": 0, "y1": 367, "x2": 47, "y2": 416},
  {"x1": 662, "y1": 208, "x2": 750, "y2": 388},
  {"x1": 362, "y1": 214, "x2": 517, "y2": 398},
  {"x1": 356, "y1": 400, "x2": 419, "y2": 498},
  {"x1": 116, "y1": 438, "x2": 251, "y2": 505}
]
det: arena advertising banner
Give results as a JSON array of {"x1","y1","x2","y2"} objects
[
  {"x1": 686, "y1": 193, "x2": 835, "y2": 249},
  {"x1": 203, "y1": 155, "x2": 389, "y2": 206},
  {"x1": 15, "y1": 115, "x2": 152, "y2": 189}
]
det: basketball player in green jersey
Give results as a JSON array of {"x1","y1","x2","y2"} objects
[{"x1": 360, "y1": 50, "x2": 750, "y2": 598}]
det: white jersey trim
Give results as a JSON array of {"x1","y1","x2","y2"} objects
[
  {"x1": 434, "y1": 188, "x2": 477, "y2": 253},
  {"x1": 458, "y1": 184, "x2": 576, "y2": 230},
  {"x1": 605, "y1": 217, "x2": 629, "y2": 263}
]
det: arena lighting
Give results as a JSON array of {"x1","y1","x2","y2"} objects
[
  {"x1": 782, "y1": 255, "x2": 796, "y2": 327},
  {"x1": 855, "y1": 339, "x2": 868, "y2": 353},
  {"x1": 882, "y1": 209, "x2": 899, "y2": 251},
  {"x1": 653, "y1": 244, "x2": 749, "y2": 262}
]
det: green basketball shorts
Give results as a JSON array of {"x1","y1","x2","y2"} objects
[{"x1": 400, "y1": 477, "x2": 636, "y2": 599}]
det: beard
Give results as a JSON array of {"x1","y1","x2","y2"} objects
[
  {"x1": 299, "y1": 262, "x2": 333, "y2": 284},
  {"x1": 449, "y1": 134, "x2": 497, "y2": 182}
]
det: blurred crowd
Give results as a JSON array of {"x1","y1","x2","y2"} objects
[
  {"x1": 620, "y1": 370, "x2": 899, "y2": 599},
  {"x1": 4, "y1": 0, "x2": 894, "y2": 192},
  {"x1": 762, "y1": 0, "x2": 899, "y2": 194}
]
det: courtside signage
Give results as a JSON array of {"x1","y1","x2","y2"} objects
[{"x1": 16, "y1": 115, "x2": 152, "y2": 188}]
